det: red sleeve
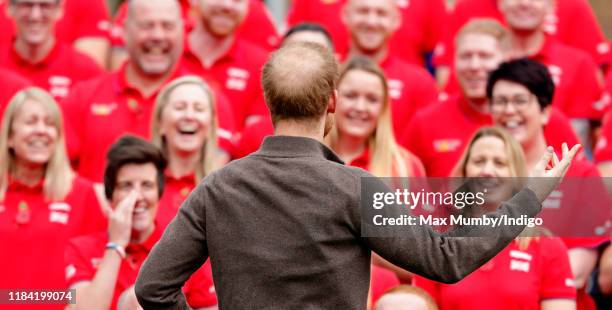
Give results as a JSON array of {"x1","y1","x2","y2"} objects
[
  {"x1": 567, "y1": 54, "x2": 605, "y2": 120},
  {"x1": 73, "y1": 51, "x2": 105, "y2": 82},
  {"x1": 212, "y1": 86, "x2": 236, "y2": 154},
  {"x1": 423, "y1": 0, "x2": 448, "y2": 53},
  {"x1": 412, "y1": 275, "x2": 441, "y2": 304},
  {"x1": 60, "y1": 82, "x2": 87, "y2": 163},
  {"x1": 77, "y1": 178, "x2": 108, "y2": 234},
  {"x1": 65, "y1": 238, "x2": 97, "y2": 287},
  {"x1": 539, "y1": 237, "x2": 577, "y2": 300},
  {"x1": 543, "y1": 108, "x2": 580, "y2": 151},
  {"x1": 594, "y1": 114, "x2": 612, "y2": 162},
  {"x1": 556, "y1": 0, "x2": 606, "y2": 64},
  {"x1": 232, "y1": 115, "x2": 274, "y2": 159},
  {"x1": 400, "y1": 114, "x2": 426, "y2": 160},
  {"x1": 62, "y1": 0, "x2": 111, "y2": 40},
  {"x1": 237, "y1": 0, "x2": 279, "y2": 51},
  {"x1": 286, "y1": 0, "x2": 308, "y2": 27},
  {"x1": 183, "y1": 260, "x2": 217, "y2": 308}
]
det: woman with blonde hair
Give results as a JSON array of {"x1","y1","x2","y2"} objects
[
  {"x1": 327, "y1": 56, "x2": 425, "y2": 177},
  {"x1": 0, "y1": 87, "x2": 105, "y2": 295},
  {"x1": 414, "y1": 126, "x2": 576, "y2": 310},
  {"x1": 150, "y1": 75, "x2": 227, "y2": 230}
]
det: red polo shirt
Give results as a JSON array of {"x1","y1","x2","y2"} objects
[
  {"x1": 61, "y1": 63, "x2": 236, "y2": 182},
  {"x1": 182, "y1": 36, "x2": 269, "y2": 134},
  {"x1": 0, "y1": 68, "x2": 30, "y2": 119},
  {"x1": 287, "y1": 0, "x2": 447, "y2": 66},
  {"x1": 370, "y1": 265, "x2": 400, "y2": 309},
  {"x1": 0, "y1": 176, "x2": 106, "y2": 307},
  {"x1": 157, "y1": 172, "x2": 196, "y2": 231},
  {"x1": 348, "y1": 146, "x2": 426, "y2": 177},
  {"x1": 237, "y1": 0, "x2": 279, "y2": 51},
  {"x1": 414, "y1": 237, "x2": 576, "y2": 309},
  {"x1": 0, "y1": 0, "x2": 110, "y2": 45},
  {"x1": 434, "y1": 0, "x2": 606, "y2": 67},
  {"x1": 400, "y1": 95, "x2": 580, "y2": 177},
  {"x1": 594, "y1": 111, "x2": 612, "y2": 163},
  {"x1": 65, "y1": 226, "x2": 216, "y2": 310},
  {"x1": 0, "y1": 41, "x2": 103, "y2": 101},
  {"x1": 378, "y1": 55, "x2": 438, "y2": 136},
  {"x1": 530, "y1": 37, "x2": 605, "y2": 120}
]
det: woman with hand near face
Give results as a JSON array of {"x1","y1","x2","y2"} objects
[
  {"x1": 328, "y1": 56, "x2": 425, "y2": 178},
  {"x1": 151, "y1": 75, "x2": 226, "y2": 231},
  {"x1": 414, "y1": 126, "x2": 576, "y2": 310},
  {"x1": 0, "y1": 88, "x2": 106, "y2": 298}
]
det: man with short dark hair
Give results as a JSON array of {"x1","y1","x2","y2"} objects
[
  {"x1": 65, "y1": 136, "x2": 217, "y2": 310},
  {"x1": 136, "y1": 42, "x2": 579, "y2": 309}
]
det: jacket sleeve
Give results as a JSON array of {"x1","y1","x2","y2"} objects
[
  {"x1": 135, "y1": 178, "x2": 211, "y2": 309},
  {"x1": 361, "y1": 176, "x2": 542, "y2": 284}
]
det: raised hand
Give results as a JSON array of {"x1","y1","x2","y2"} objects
[
  {"x1": 108, "y1": 190, "x2": 138, "y2": 248},
  {"x1": 527, "y1": 143, "x2": 581, "y2": 202}
]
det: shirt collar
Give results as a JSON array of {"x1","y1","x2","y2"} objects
[
  {"x1": 254, "y1": 135, "x2": 344, "y2": 164},
  {"x1": 348, "y1": 146, "x2": 371, "y2": 170},
  {"x1": 126, "y1": 224, "x2": 162, "y2": 254},
  {"x1": 10, "y1": 38, "x2": 61, "y2": 68},
  {"x1": 531, "y1": 35, "x2": 555, "y2": 63},
  {"x1": 456, "y1": 94, "x2": 493, "y2": 124},
  {"x1": 7, "y1": 176, "x2": 44, "y2": 192},
  {"x1": 164, "y1": 170, "x2": 196, "y2": 184},
  {"x1": 115, "y1": 61, "x2": 184, "y2": 99},
  {"x1": 184, "y1": 33, "x2": 239, "y2": 68}
]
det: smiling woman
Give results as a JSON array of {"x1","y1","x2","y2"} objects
[
  {"x1": 150, "y1": 75, "x2": 225, "y2": 230},
  {"x1": 0, "y1": 87, "x2": 106, "y2": 300}
]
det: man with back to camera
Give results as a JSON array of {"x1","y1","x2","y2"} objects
[{"x1": 135, "y1": 42, "x2": 580, "y2": 309}]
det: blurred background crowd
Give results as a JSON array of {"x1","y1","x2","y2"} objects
[{"x1": 0, "y1": 0, "x2": 611, "y2": 309}]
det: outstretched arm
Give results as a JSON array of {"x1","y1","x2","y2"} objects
[{"x1": 364, "y1": 144, "x2": 580, "y2": 284}]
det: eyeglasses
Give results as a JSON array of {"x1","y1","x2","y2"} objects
[
  {"x1": 489, "y1": 95, "x2": 535, "y2": 113},
  {"x1": 11, "y1": 0, "x2": 59, "y2": 15}
]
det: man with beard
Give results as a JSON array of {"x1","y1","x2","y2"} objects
[
  {"x1": 61, "y1": 0, "x2": 235, "y2": 182},
  {"x1": 135, "y1": 42, "x2": 579, "y2": 309},
  {"x1": 182, "y1": 0, "x2": 270, "y2": 157},
  {"x1": 341, "y1": 0, "x2": 438, "y2": 137}
]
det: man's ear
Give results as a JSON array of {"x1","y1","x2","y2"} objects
[{"x1": 327, "y1": 90, "x2": 337, "y2": 113}]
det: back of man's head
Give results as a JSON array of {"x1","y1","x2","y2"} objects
[{"x1": 262, "y1": 42, "x2": 338, "y2": 125}]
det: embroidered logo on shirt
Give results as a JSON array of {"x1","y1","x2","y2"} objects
[
  {"x1": 565, "y1": 278, "x2": 576, "y2": 288},
  {"x1": 433, "y1": 139, "x2": 461, "y2": 153},
  {"x1": 226, "y1": 67, "x2": 250, "y2": 91},
  {"x1": 49, "y1": 75, "x2": 72, "y2": 99},
  {"x1": 388, "y1": 79, "x2": 404, "y2": 100},
  {"x1": 91, "y1": 103, "x2": 118, "y2": 116},
  {"x1": 510, "y1": 250, "x2": 532, "y2": 261},
  {"x1": 49, "y1": 202, "x2": 71, "y2": 225},
  {"x1": 510, "y1": 259, "x2": 530, "y2": 272},
  {"x1": 543, "y1": 190, "x2": 563, "y2": 209}
]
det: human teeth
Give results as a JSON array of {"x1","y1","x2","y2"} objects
[{"x1": 504, "y1": 121, "x2": 520, "y2": 129}]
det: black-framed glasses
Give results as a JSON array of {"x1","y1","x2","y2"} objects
[
  {"x1": 490, "y1": 95, "x2": 535, "y2": 113},
  {"x1": 11, "y1": 0, "x2": 59, "y2": 15}
]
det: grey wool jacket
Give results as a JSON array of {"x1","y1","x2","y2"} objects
[{"x1": 135, "y1": 135, "x2": 542, "y2": 309}]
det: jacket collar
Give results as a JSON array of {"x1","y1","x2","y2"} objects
[{"x1": 254, "y1": 135, "x2": 344, "y2": 164}]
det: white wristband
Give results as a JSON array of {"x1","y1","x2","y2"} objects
[{"x1": 106, "y1": 242, "x2": 127, "y2": 259}]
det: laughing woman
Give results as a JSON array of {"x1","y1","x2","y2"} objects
[
  {"x1": 151, "y1": 75, "x2": 226, "y2": 231},
  {"x1": 0, "y1": 87, "x2": 106, "y2": 297}
]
